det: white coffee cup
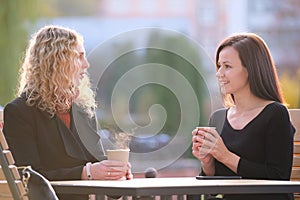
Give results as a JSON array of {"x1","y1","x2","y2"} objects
[{"x1": 106, "y1": 149, "x2": 130, "y2": 163}]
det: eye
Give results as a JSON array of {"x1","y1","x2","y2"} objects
[{"x1": 78, "y1": 52, "x2": 85, "y2": 60}]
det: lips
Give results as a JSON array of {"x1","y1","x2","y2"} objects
[
  {"x1": 218, "y1": 79, "x2": 229, "y2": 86},
  {"x1": 79, "y1": 72, "x2": 85, "y2": 79}
]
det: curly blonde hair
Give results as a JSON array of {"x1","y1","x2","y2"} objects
[{"x1": 18, "y1": 25, "x2": 96, "y2": 117}]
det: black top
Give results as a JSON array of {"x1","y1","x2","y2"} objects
[{"x1": 208, "y1": 102, "x2": 295, "y2": 200}]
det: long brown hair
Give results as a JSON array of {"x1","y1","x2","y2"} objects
[{"x1": 215, "y1": 33, "x2": 285, "y2": 107}]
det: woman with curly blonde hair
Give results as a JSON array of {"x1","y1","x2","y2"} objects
[{"x1": 3, "y1": 25, "x2": 132, "y2": 200}]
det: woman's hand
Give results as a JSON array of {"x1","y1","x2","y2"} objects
[
  {"x1": 87, "y1": 160, "x2": 132, "y2": 180},
  {"x1": 193, "y1": 127, "x2": 229, "y2": 161},
  {"x1": 192, "y1": 127, "x2": 240, "y2": 173},
  {"x1": 192, "y1": 127, "x2": 216, "y2": 175},
  {"x1": 125, "y1": 163, "x2": 133, "y2": 180},
  {"x1": 192, "y1": 128, "x2": 213, "y2": 163}
]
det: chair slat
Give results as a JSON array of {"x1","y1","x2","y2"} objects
[
  {"x1": 0, "y1": 129, "x2": 28, "y2": 200},
  {"x1": 292, "y1": 166, "x2": 300, "y2": 179},
  {"x1": 0, "y1": 180, "x2": 27, "y2": 198},
  {"x1": 290, "y1": 108, "x2": 300, "y2": 200},
  {"x1": 293, "y1": 156, "x2": 300, "y2": 167},
  {"x1": 290, "y1": 109, "x2": 300, "y2": 141},
  {"x1": 0, "y1": 166, "x2": 20, "y2": 180},
  {"x1": 0, "y1": 131, "x2": 8, "y2": 150},
  {"x1": 2, "y1": 151, "x2": 14, "y2": 166},
  {"x1": 295, "y1": 142, "x2": 300, "y2": 154},
  {"x1": 294, "y1": 195, "x2": 300, "y2": 200}
]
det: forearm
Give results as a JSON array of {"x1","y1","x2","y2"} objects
[
  {"x1": 201, "y1": 157, "x2": 215, "y2": 176},
  {"x1": 40, "y1": 165, "x2": 84, "y2": 181},
  {"x1": 217, "y1": 151, "x2": 240, "y2": 174}
]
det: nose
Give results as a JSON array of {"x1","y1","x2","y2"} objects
[
  {"x1": 82, "y1": 57, "x2": 89, "y2": 69},
  {"x1": 216, "y1": 66, "x2": 224, "y2": 78}
]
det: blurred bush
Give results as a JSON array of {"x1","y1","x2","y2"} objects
[
  {"x1": 280, "y1": 70, "x2": 300, "y2": 108},
  {"x1": 0, "y1": 0, "x2": 38, "y2": 105}
]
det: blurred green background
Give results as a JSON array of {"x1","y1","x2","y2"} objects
[{"x1": 1, "y1": 0, "x2": 299, "y2": 108}]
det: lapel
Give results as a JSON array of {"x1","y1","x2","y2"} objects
[
  {"x1": 71, "y1": 104, "x2": 106, "y2": 161},
  {"x1": 55, "y1": 115, "x2": 90, "y2": 161}
]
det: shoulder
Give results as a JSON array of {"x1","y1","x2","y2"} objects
[
  {"x1": 5, "y1": 96, "x2": 28, "y2": 112},
  {"x1": 262, "y1": 102, "x2": 292, "y2": 128},
  {"x1": 263, "y1": 102, "x2": 289, "y2": 117},
  {"x1": 209, "y1": 108, "x2": 228, "y2": 132},
  {"x1": 210, "y1": 108, "x2": 227, "y2": 119},
  {"x1": 212, "y1": 108, "x2": 227, "y2": 115},
  {"x1": 263, "y1": 102, "x2": 295, "y2": 135},
  {"x1": 4, "y1": 96, "x2": 41, "y2": 118}
]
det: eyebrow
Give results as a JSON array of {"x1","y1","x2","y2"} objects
[
  {"x1": 78, "y1": 51, "x2": 85, "y2": 56},
  {"x1": 218, "y1": 60, "x2": 232, "y2": 65}
]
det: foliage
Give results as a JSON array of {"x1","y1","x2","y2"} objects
[
  {"x1": 0, "y1": 0, "x2": 99, "y2": 106},
  {"x1": 35, "y1": 0, "x2": 99, "y2": 17},
  {"x1": 280, "y1": 70, "x2": 300, "y2": 108},
  {"x1": 96, "y1": 31, "x2": 209, "y2": 137},
  {"x1": 0, "y1": 0, "x2": 38, "y2": 106}
]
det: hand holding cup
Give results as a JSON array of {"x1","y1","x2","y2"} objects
[
  {"x1": 192, "y1": 127, "x2": 217, "y2": 160},
  {"x1": 106, "y1": 149, "x2": 132, "y2": 180}
]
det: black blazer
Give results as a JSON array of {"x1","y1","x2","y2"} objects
[{"x1": 3, "y1": 96, "x2": 106, "y2": 181}]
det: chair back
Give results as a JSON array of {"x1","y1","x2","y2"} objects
[
  {"x1": 290, "y1": 109, "x2": 300, "y2": 180},
  {"x1": 0, "y1": 129, "x2": 28, "y2": 200},
  {"x1": 289, "y1": 109, "x2": 300, "y2": 200}
]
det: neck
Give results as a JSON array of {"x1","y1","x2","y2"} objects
[{"x1": 232, "y1": 92, "x2": 268, "y2": 112}]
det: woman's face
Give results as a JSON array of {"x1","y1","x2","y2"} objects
[
  {"x1": 216, "y1": 46, "x2": 249, "y2": 96},
  {"x1": 73, "y1": 43, "x2": 89, "y2": 87}
]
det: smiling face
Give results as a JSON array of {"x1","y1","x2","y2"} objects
[{"x1": 216, "y1": 46, "x2": 249, "y2": 96}]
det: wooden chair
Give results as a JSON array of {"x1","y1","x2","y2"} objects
[
  {"x1": 289, "y1": 109, "x2": 300, "y2": 200},
  {"x1": 0, "y1": 129, "x2": 28, "y2": 200}
]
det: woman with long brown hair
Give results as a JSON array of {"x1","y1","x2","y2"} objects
[{"x1": 192, "y1": 33, "x2": 295, "y2": 200}]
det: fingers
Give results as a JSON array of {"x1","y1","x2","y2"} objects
[
  {"x1": 101, "y1": 160, "x2": 127, "y2": 167},
  {"x1": 126, "y1": 168, "x2": 133, "y2": 180},
  {"x1": 105, "y1": 163, "x2": 131, "y2": 180},
  {"x1": 91, "y1": 160, "x2": 131, "y2": 180},
  {"x1": 193, "y1": 127, "x2": 218, "y2": 143},
  {"x1": 192, "y1": 127, "x2": 220, "y2": 160},
  {"x1": 105, "y1": 170, "x2": 126, "y2": 180},
  {"x1": 105, "y1": 161, "x2": 130, "y2": 173},
  {"x1": 192, "y1": 146, "x2": 211, "y2": 160},
  {"x1": 192, "y1": 128, "x2": 199, "y2": 136}
]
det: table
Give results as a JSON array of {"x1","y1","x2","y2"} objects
[{"x1": 51, "y1": 177, "x2": 300, "y2": 196}]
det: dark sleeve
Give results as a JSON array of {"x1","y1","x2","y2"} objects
[
  {"x1": 40, "y1": 166, "x2": 84, "y2": 181},
  {"x1": 237, "y1": 104, "x2": 294, "y2": 180}
]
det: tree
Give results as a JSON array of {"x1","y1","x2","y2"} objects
[{"x1": 0, "y1": 0, "x2": 37, "y2": 105}]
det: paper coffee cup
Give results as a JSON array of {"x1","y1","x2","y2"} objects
[{"x1": 106, "y1": 149, "x2": 130, "y2": 163}]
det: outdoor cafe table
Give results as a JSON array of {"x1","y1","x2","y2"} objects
[{"x1": 51, "y1": 177, "x2": 300, "y2": 197}]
